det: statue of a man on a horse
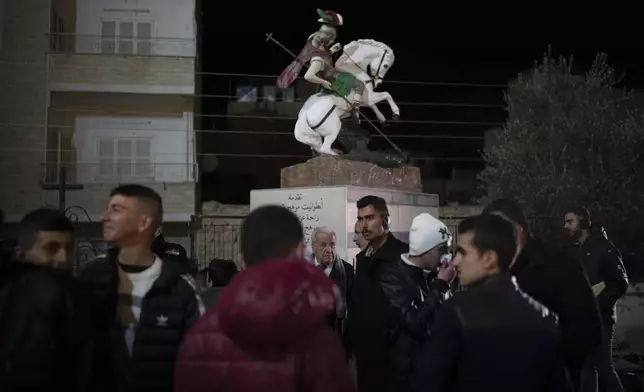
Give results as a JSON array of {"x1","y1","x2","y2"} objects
[{"x1": 276, "y1": 9, "x2": 401, "y2": 156}]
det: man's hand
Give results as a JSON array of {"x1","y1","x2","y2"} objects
[
  {"x1": 321, "y1": 80, "x2": 333, "y2": 90},
  {"x1": 437, "y1": 263, "x2": 456, "y2": 283},
  {"x1": 330, "y1": 43, "x2": 342, "y2": 53}
]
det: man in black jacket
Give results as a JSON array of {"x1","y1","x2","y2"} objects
[
  {"x1": 564, "y1": 207, "x2": 627, "y2": 392},
  {"x1": 379, "y1": 213, "x2": 455, "y2": 391},
  {"x1": 410, "y1": 214, "x2": 571, "y2": 392},
  {"x1": 483, "y1": 199, "x2": 602, "y2": 391},
  {"x1": 152, "y1": 230, "x2": 194, "y2": 273},
  {"x1": 347, "y1": 195, "x2": 409, "y2": 392},
  {"x1": 78, "y1": 185, "x2": 205, "y2": 392},
  {"x1": 0, "y1": 208, "x2": 85, "y2": 391}
]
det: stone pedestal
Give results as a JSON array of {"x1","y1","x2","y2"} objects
[{"x1": 280, "y1": 155, "x2": 422, "y2": 192}]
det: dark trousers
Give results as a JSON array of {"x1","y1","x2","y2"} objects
[{"x1": 582, "y1": 323, "x2": 624, "y2": 392}]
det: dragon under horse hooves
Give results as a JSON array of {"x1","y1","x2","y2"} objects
[{"x1": 272, "y1": 9, "x2": 401, "y2": 157}]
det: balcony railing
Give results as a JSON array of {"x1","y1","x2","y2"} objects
[
  {"x1": 42, "y1": 162, "x2": 197, "y2": 185},
  {"x1": 48, "y1": 33, "x2": 196, "y2": 58}
]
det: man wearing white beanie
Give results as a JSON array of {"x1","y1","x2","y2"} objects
[{"x1": 376, "y1": 212, "x2": 455, "y2": 391}]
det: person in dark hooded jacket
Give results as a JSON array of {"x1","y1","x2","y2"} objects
[
  {"x1": 564, "y1": 207, "x2": 628, "y2": 392},
  {"x1": 483, "y1": 199, "x2": 602, "y2": 391},
  {"x1": 0, "y1": 208, "x2": 88, "y2": 392},
  {"x1": 174, "y1": 205, "x2": 355, "y2": 392}
]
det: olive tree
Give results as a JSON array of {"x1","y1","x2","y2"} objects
[{"x1": 479, "y1": 52, "x2": 644, "y2": 274}]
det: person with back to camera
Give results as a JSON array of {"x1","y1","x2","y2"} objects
[{"x1": 174, "y1": 205, "x2": 355, "y2": 392}]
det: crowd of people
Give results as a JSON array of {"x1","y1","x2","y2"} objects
[{"x1": 0, "y1": 184, "x2": 631, "y2": 392}]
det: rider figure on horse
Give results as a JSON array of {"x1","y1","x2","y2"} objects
[{"x1": 277, "y1": 9, "x2": 363, "y2": 108}]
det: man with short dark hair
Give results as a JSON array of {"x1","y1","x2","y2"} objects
[
  {"x1": 78, "y1": 184, "x2": 204, "y2": 392},
  {"x1": 410, "y1": 214, "x2": 571, "y2": 392},
  {"x1": 564, "y1": 206, "x2": 627, "y2": 392},
  {"x1": 355, "y1": 195, "x2": 408, "y2": 266},
  {"x1": 239, "y1": 204, "x2": 307, "y2": 266},
  {"x1": 0, "y1": 208, "x2": 83, "y2": 391},
  {"x1": 348, "y1": 195, "x2": 409, "y2": 392},
  {"x1": 482, "y1": 199, "x2": 601, "y2": 391},
  {"x1": 15, "y1": 207, "x2": 75, "y2": 269},
  {"x1": 174, "y1": 205, "x2": 355, "y2": 392},
  {"x1": 200, "y1": 258, "x2": 238, "y2": 309}
]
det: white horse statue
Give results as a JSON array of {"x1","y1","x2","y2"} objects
[{"x1": 294, "y1": 39, "x2": 400, "y2": 155}]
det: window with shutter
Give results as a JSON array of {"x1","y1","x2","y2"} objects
[
  {"x1": 137, "y1": 22, "x2": 152, "y2": 55},
  {"x1": 98, "y1": 138, "x2": 115, "y2": 178},
  {"x1": 116, "y1": 139, "x2": 133, "y2": 178},
  {"x1": 100, "y1": 21, "x2": 116, "y2": 54},
  {"x1": 118, "y1": 21, "x2": 134, "y2": 55},
  {"x1": 134, "y1": 139, "x2": 153, "y2": 177},
  {"x1": 95, "y1": 137, "x2": 153, "y2": 181}
]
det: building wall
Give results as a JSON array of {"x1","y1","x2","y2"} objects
[
  {"x1": 44, "y1": 92, "x2": 196, "y2": 219},
  {"x1": 0, "y1": 0, "x2": 50, "y2": 219},
  {"x1": 76, "y1": 0, "x2": 195, "y2": 56},
  {"x1": 49, "y1": 55, "x2": 195, "y2": 94},
  {"x1": 48, "y1": 91, "x2": 192, "y2": 177},
  {"x1": 73, "y1": 114, "x2": 195, "y2": 183}
]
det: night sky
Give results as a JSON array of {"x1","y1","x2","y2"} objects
[{"x1": 198, "y1": 4, "x2": 643, "y2": 203}]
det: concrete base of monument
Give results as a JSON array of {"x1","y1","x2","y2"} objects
[{"x1": 280, "y1": 155, "x2": 421, "y2": 192}]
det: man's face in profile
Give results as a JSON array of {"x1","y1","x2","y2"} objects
[{"x1": 564, "y1": 212, "x2": 582, "y2": 239}]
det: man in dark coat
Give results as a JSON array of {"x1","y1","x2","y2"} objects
[
  {"x1": 347, "y1": 195, "x2": 409, "y2": 392},
  {"x1": 483, "y1": 199, "x2": 602, "y2": 391},
  {"x1": 78, "y1": 185, "x2": 204, "y2": 392},
  {"x1": 0, "y1": 208, "x2": 87, "y2": 391},
  {"x1": 564, "y1": 207, "x2": 628, "y2": 392},
  {"x1": 410, "y1": 214, "x2": 572, "y2": 392}
]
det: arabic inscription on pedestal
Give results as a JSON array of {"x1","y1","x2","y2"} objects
[{"x1": 283, "y1": 192, "x2": 325, "y2": 243}]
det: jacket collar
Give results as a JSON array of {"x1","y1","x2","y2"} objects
[
  {"x1": 105, "y1": 247, "x2": 187, "y2": 289},
  {"x1": 465, "y1": 273, "x2": 511, "y2": 290},
  {"x1": 511, "y1": 236, "x2": 549, "y2": 273}
]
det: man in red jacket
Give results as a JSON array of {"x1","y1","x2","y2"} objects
[{"x1": 174, "y1": 205, "x2": 356, "y2": 392}]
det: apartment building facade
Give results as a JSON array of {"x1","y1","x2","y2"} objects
[{"x1": 0, "y1": 0, "x2": 198, "y2": 225}]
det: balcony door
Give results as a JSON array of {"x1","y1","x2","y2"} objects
[{"x1": 100, "y1": 20, "x2": 152, "y2": 56}]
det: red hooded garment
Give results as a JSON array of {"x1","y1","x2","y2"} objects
[{"x1": 173, "y1": 258, "x2": 356, "y2": 392}]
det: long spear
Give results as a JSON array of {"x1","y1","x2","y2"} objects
[{"x1": 265, "y1": 32, "x2": 405, "y2": 157}]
